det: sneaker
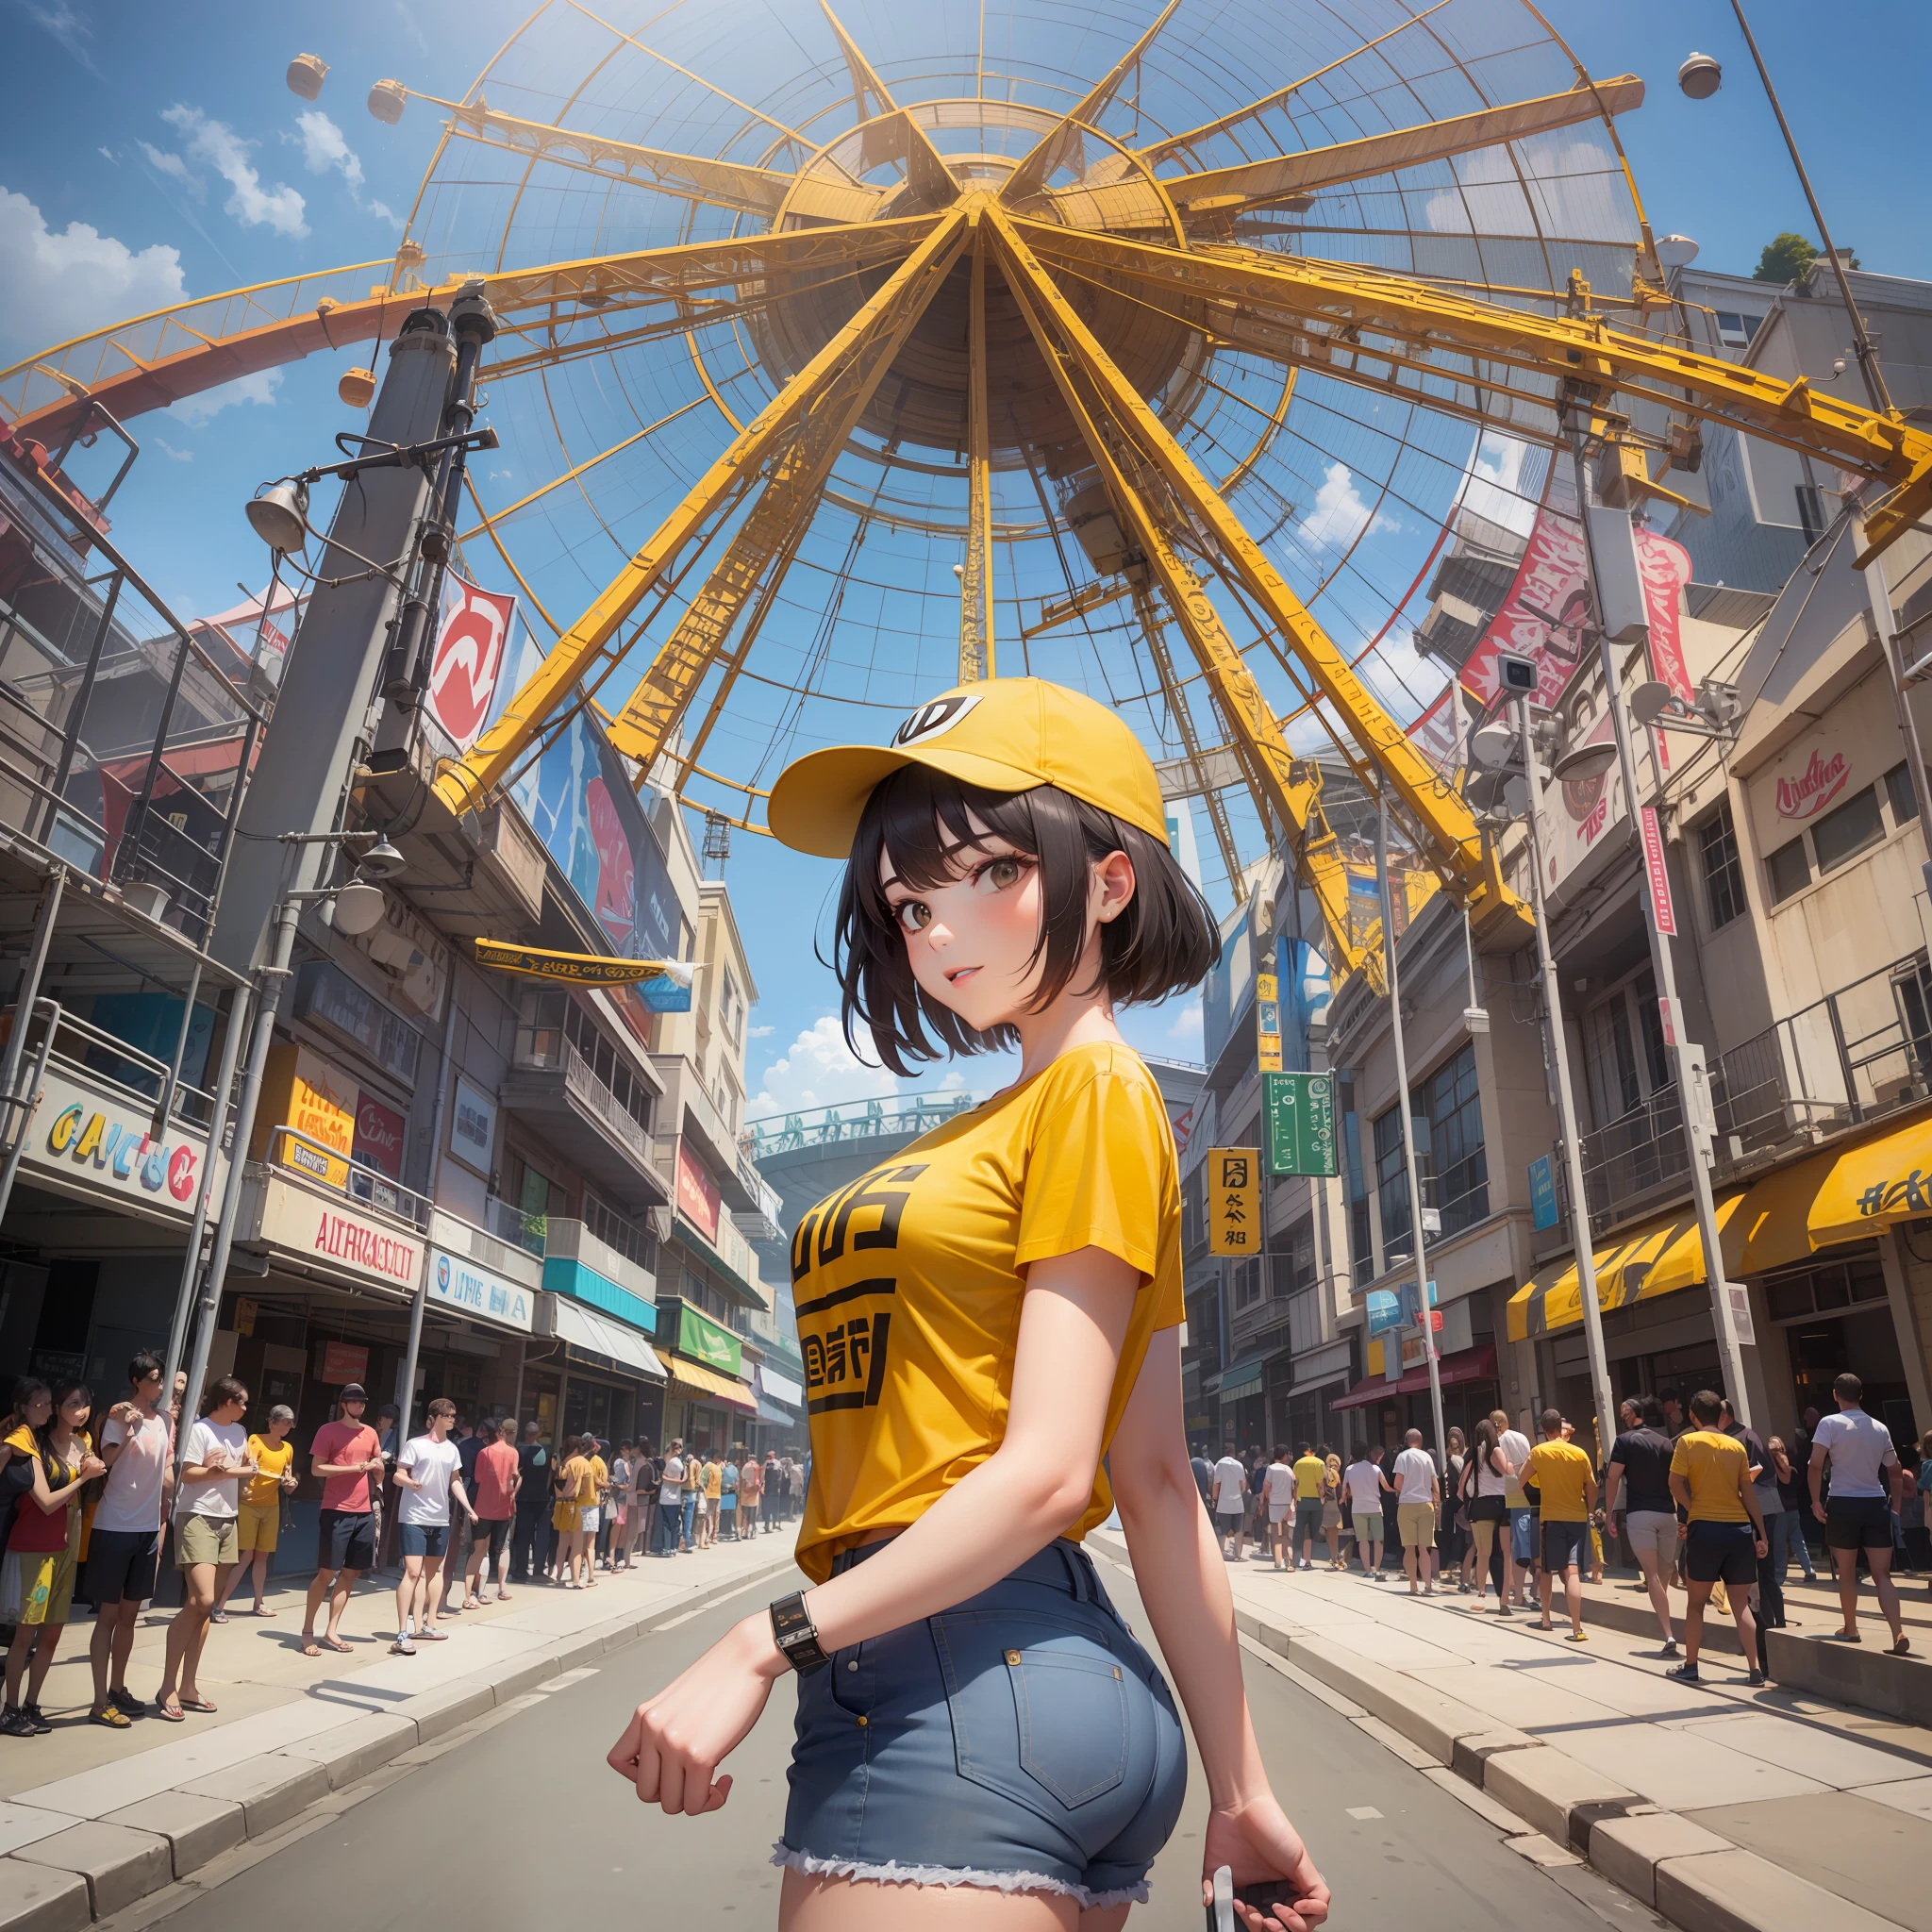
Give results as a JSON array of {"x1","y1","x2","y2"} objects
[
  {"x1": 1745, "y1": 1667, "x2": 1766, "y2": 1687},
  {"x1": 1665, "y1": 1660, "x2": 1700, "y2": 1681},
  {"x1": 0, "y1": 1707, "x2": 35, "y2": 1739},
  {"x1": 21, "y1": 1705, "x2": 51, "y2": 1735},
  {"x1": 109, "y1": 1689, "x2": 147, "y2": 1717},
  {"x1": 1659, "y1": 1640, "x2": 1680, "y2": 1657}
]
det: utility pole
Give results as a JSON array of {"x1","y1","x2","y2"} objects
[
  {"x1": 1516, "y1": 696, "x2": 1614, "y2": 1459},
  {"x1": 1375, "y1": 810, "x2": 1446, "y2": 1468},
  {"x1": 1567, "y1": 426, "x2": 1756, "y2": 1424}
]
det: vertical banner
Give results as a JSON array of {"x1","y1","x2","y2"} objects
[
  {"x1": 1256, "y1": 956, "x2": 1282, "y2": 1073},
  {"x1": 1639, "y1": 807, "x2": 1676, "y2": 935},
  {"x1": 427, "y1": 574, "x2": 516, "y2": 753},
  {"x1": 1208, "y1": 1148, "x2": 1260, "y2": 1255}
]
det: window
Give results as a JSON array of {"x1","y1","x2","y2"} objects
[
  {"x1": 1810, "y1": 785, "x2": 1885, "y2": 874},
  {"x1": 1374, "y1": 1102, "x2": 1416, "y2": 1263},
  {"x1": 1886, "y1": 761, "x2": 1922, "y2": 825},
  {"x1": 1372, "y1": 1041, "x2": 1489, "y2": 1262},
  {"x1": 1337, "y1": 1074, "x2": 1373, "y2": 1286},
  {"x1": 584, "y1": 1191, "x2": 658, "y2": 1274},
  {"x1": 516, "y1": 988, "x2": 654, "y2": 1134},
  {"x1": 1766, "y1": 836, "x2": 1810, "y2": 904},
  {"x1": 1713, "y1": 310, "x2": 1762, "y2": 347},
  {"x1": 1233, "y1": 1257, "x2": 1263, "y2": 1308},
  {"x1": 721, "y1": 969, "x2": 744, "y2": 1044},
  {"x1": 1696, "y1": 802, "x2": 1746, "y2": 930},
  {"x1": 1583, "y1": 971, "x2": 1669, "y2": 1126}
]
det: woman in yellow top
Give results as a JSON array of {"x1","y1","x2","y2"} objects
[
  {"x1": 608, "y1": 680, "x2": 1331, "y2": 1932},
  {"x1": 213, "y1": 1404, "x2": 299, "y2": 1622},
  {"x1": 1322, "y1": 1456, "x2": 1345, "y2": 1571},
  {"x1": 2, "y1": 1379, "x2": 105, "y2": 1737},
  {"x1": 550, "y1": 1436, "x2": 589, "y2": 1588},
  {"x1": 702, "y1": 1455, "x2": 724, "y2": 1550},
  {"x1": 577, "y1": 1448, "x2": 605, "y2": 1588}
]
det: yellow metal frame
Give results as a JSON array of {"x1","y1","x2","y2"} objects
[{"x1": 959, "y1": 218, "x2": 995, "y2": 683}]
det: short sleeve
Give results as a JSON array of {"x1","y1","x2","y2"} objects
[
  {"x1": 1669, "y1": 1439, "x2": 1689, "y2": 1476},
  {"x1": 398, "y1": 1441, "x2": 421, "y2": 1476},
  {"x1": 1015, "y1": 1062, "x2": 1167, "y2": 1280}
]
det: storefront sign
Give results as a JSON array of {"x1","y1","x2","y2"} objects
[
  {"x1": 449, "y1": 1075, "x2": 496, "y2": 1174},
  {"x1": 427, "y1": 1247, "x2": 534, "y2": 1332},
  {"x1": 1256, "y1": 962, "x2": 1282, "y2": 1074},
  {"x1": 1774, "y1": 745, "x2": 1851, "y2": 821},
  {"x1": 291, "y1": 959, "x2": 424, "y2": 1083},
  {"x1": 255, "y1": 1172, "x2": 423, "y2": 1293},
  {"x1": 256, "y1": 1042, "x2": 357, "y2": 1188},
  {"x1": 1528, "y1": 1154, "x2": 1559, "y2": 1230},
  {"x1": 675, "y1": 1301, "x2": 741, "y2": 1378},
  {"x1": 24, "y1": 1058, "x2": 209, "y2": 1220},
  {"x1": 1208, "y1": 1148, "x2": 1259, "y2": 1255},
  {"x1": 1639, "y1": 808, "x2": 1676, "y2": 936},
  {"x1": 354, "y1": 1094, "x2": 406, "y2": 1180},
  {"x1": 319, "y1": 1341, "x2": 368, "y2": 1384},
  {"x1": 1365, "y1": 1288, "x2": 1403, "y2": 1336},
  {"x1": 1263, "y1": 1072, "x2": 1336, "y2": 1176},
  {"x1": 676, "y1": 1142, "x2": 723, "y2": 1242}
]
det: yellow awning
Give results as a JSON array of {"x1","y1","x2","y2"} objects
[
  {"x1": 1508, "y1": 1195, "x2": 1746, "y2": 1342},
  {"x1": 1728, "y1": 1102, "x2": 1932, "y2": 1269},
  {"x1": 664, "y1": 1356, "x2": 758, "y2": 1414}
]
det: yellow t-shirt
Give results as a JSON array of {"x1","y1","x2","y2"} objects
[
  {"x1": 1671, "y1": 1428, "x2": 1750, "y2": 1523},
  {"x1": 1292, "y1": 1454, "x2": 1326, "y2": 1500},
  {"x1": 1524, "y1": 1439, "x2": 1594, "y2": 1523},
  {"x1": 792, "y1": 1040, "x2": 1182, "y2": 1586},
  {"x1": 583, "y1": 1456, "x2": 607, "y2": 1506},
  {"x1": 243, "y1": 1434, "x2": 294, "y2": 1507}
]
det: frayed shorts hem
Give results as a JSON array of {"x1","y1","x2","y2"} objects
[{"x1": 771, "y1": 1843, "x2": 1150, "y2": 1910}]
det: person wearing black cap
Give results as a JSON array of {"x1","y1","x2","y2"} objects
[{"x1": 300, "y1": 1385, "x2": 383, "y2": 1657}]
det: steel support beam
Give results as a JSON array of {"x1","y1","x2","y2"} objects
[
  {"x1": 959, "y1": 225, "x2": 994, "y2": 683},
  {"x1": 437, "y1": 208, "x2": 966, "y2": 808}
]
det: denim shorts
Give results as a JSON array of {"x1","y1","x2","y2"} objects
[
  {"x1": 400, "y1": 1522, "x2": 449, "y2": 1557},
  {"x1": 776, "y1": 1539, "x2": 1187, "y2": 1909},
  {"x1": 1509, "y1": 1507, "x2": 1538, "y2": 1562}
]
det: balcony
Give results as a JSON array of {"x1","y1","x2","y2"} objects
[
  {"x1": 741, "y1": 1088, "x2": 985, "y2": 1159},
  {"x1": 500, "y1": 1039, "x2": 669, "y2": 1218},
  {"x1": 429, "y1": 1207, "x2": 544, "y2": 1295},
  {"x1": 652, "y1": 1053, "x2": 757, "y2": 1209},
  {"x1": 1574, "y1": 948, "x2": 1932, "y2": 1229},
  {"x1": 541, "y1": 1215, "x2": 659, "y2": 1334}
]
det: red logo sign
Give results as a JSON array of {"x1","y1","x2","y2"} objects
[
  {"x1": 1640, "y1": 807, "x2": 1676, "y2": 937},
  {"x1": 1774, "y1": 748, "x2": 1850, "y2": 821},
  {"x1": 675, "y1": 1142, "x2": 722, "y2": 1243},
  {"x1": 353, "y1": 1095, "x2": 405, "y2": 1179},
  {"x1": 427, "y1": 575, "x2": 515, "y2": 751},
  {"x1": 320, "y1": 1341, "x2": 369, "y2": 1384}
]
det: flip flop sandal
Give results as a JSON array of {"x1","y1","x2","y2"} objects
[
  {"x1": 210, "y1": 1611, "x2": 229, "y2": 1624},
  {"x1": 178, "y1": 1697, "x2": 218, "y2": 1713},
  {"x1": 157, "y1": 1703, "x2": 186, "y2": 1723},
  {"x1": 1890, "y1": 1636, "x2": 1912, "y2": 1657},
  {"x1": 418, "y1": 1627, "x2": 450, "y2": 1641}
]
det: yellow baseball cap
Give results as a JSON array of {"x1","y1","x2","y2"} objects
[{"x1": 767, "y1": 677, "x2": 1171, "y2": 858}]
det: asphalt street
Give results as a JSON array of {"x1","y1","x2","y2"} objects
[{"x1": 134, "y1": 1554, "x2": 1661, "y2": 1931}]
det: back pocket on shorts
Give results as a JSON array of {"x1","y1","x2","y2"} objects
[{"x1": 931, "y1": 1609, "x2": 1129, "y2": 1816}]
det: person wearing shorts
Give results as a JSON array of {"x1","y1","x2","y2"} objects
[
  {"x1": 1344, "y1": 1446, "x2": 1389, "y2": 1576},
  {"x1": 1259, "y1": 1448, "x2": 1295, "y2": 1570},
  {"x1": 1810, "y1": 1372, "x2": 1907, "y2": 1652},
  {"x1": 1524, "y1": 1409, "x2": 1595, "y2": 1641},
  {"x1": 1209, "y1": 1446, "x2": 1248, "y2": 1560},
  {"x1": 461, "y1": 1418, "x2": 519, "y2": 1606},
  {"x1": 83, "y1": 1351, "x2": 173, "y2": 1727},
  {"x1": 1669, "y1": 1391, "x2": 1768, "y2": 1685},
  {"x1": 1391, "y1": 1431, "x2": 1440, "y2": 1594},
  {"x1": 1607, "y1": 1395, "x2": 1682, "y2": 1654},
  {"x1": 391, "y1": 1399, "x2": 471, "y2": 1653},
  {"x1": 1291, "y1": 1444, "x2": 1326, "y2": 1571},
  {"x1": 215, "y1": 1404, "x2": 298, "y2": 1623},
  {"x1": 1494, "y1": 1410, "x2": 1536, "y2": 1607},
  {"x1": 158, "y1": 1376, "x2": 251, "y2": 1722},
  {"x1": 303, "y1": 1385, "x2": 383, "y2": 1658}
]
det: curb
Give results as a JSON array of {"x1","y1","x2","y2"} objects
[
  {"x1": 1091, "y1": 1533, "x2": 1907, "y2": 1932},
  {"x1": 0, "y1": 1552, "x2": 798, "y2": 1930}
]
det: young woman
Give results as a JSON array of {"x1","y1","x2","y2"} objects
[
  {"x1": 1322, "y1": 1456, "x2": 1345, "y2": 1571},
  {"x1": 1462, "y1": 1418, "x2": 1511, "y2": 1610},
  {"x1": 159, "y1": 1376, "x2": 251, "y2": 1720},
  {"x1": 550, "y1": 1435, "x2": 586, "y2": 1586},
  {"x1": 608, "y1": 679, "x2": 1330, "y2": 1932},
  {"x1": 1767, "y1": 1433, "x2": 1817, "y2": 1584},
  {"x1": 1259, "y1": 1447, "x2": 1294, "y2": 1572},
  {"x1": 1441, "y1": 1427, "x2": 1470, "y2": 1592},
  {"x1": 1, "y1": 1380, "x2": 105, "y2": 1734},
  {"x1": 215, "y1": 1403, "x2": 298, "y2": 1621}
]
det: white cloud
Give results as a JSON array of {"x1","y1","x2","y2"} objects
[
  {"x1": 154, "y1": 437, "x2": 193, "y2": 462},
  {"x1": 139, "y1": 142, "x2": 205, "y2": 199},
  {"x1": 161, "y1": 105, "x2": 308, "y2": 239},
  {"x1": 746, "y1": 1023, "x2": 774, "y2": 1038},
  {"x1": 0, "y1": 185, "x2": 187, "y2": 358},
  {"x1": 167, "y1": 366, "x2": 281, "y2": 427},
  {"x1": 1166, "y1": 999, "x2": 1204, "y2": 1049},
  {"x1": 96, "y1": 145, "x2": 114, "y2": 164},
  {"x1": 25, "y1": 3, "x2": 95, "y2": 70},
  {"x1": 1296, "y1": 461, "x2": 1400, "y2": 551},
  {"x1": 750, "y1": 1016, "x2": 893, "y2": 1117},
  {"x1": 1459, "y1": 431, "x2": 1537, "y2": 536},
  {"x1": 289, "y1": 110, "x2": 404, "y2": 230}
]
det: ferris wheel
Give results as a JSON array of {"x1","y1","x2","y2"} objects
[{"x1": 6, "y1": 0, "x2": 1925, "y2": 982}]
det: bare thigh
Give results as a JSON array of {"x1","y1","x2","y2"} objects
[{"x1": 780, "y1": 1870, "x2": 1108, "y2": 1930}]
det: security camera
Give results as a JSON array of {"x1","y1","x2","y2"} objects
[{"x1": 1495, "y1": 652, "x2": 1539, "y2": 694}]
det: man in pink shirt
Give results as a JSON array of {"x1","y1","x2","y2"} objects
[
  {"x1": 301, "y1": 1385, "x2": 384, "y2": 1657},
  {"x1": 460, "y1": 1419, "x2": 521, "y2": 1606}
]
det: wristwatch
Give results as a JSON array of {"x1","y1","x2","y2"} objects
[{"x1": 769, "y1": 1591, "x2": 831, "y2": 1674}]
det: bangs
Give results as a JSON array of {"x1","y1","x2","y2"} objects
[{"x1": 826, "y1": 763, "x2": 1217, "y2": 1078}]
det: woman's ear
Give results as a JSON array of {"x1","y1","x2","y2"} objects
[{"x1": 1091, "y1": 848, "x2": 1136, "y2": 925}]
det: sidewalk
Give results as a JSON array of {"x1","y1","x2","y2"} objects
[
  {"x1": 0, "y1": 1526, "x2": 798, "y2": 1928},
  {"x1": 1097, "y1": 1531, "x2": 1932, "y2": 1932}
]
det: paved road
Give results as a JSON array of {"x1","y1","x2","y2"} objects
[{"x1": 139, "y1": 1554, "x2": 1656, "y2": 1931}]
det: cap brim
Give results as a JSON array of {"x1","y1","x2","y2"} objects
[{"x1": 766, "y1": 742, "x2": 1048, "y2": 858}]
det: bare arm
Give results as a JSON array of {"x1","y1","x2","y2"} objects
[
  {"x1": 1669, "y1": 1470, "x2": 1692, "y2": 1516},
  {"x1": 1738, "y1": 1459, "x2": 1766, "y2": 1543},
  {"x1": 1605, "y1": 1460, "x2": 1624, "y2": 1517},
  {"x1": 1809, "y1": 1443, "x2": 1828, "y2": 1521}
]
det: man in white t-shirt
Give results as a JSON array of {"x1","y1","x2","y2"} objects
[
  {"x1": 1258, "y1": 1449, "x2": 1298, "y2": 1571},
  {"x1": 1494, "y1": 1409, "x2": 1536, "y2": 1607},
  {"x1": 1808, "y1": 1372, "x2": 1906, "y2": 1651},
  {"x1": 83, "y1": 1351, "x2": 174, "y2": 1727},
  {"x1": 1343, "y1": 1448, "x2": 1390, "y2": 1577},
  {"x1": 1392, "y1": 1430, "x2": 1442, "y2": 1595},
  {"x1": 655, "y1": 1439, "x2": 688, "y2": 1557},
  {"x1": 390, "y1": 1399, "x2": 474, "y2": 1655},
  {"x1": 1210, "y1": 1445, "x2": 1250, "y2": 1561}
]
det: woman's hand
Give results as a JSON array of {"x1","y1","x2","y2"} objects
[
  {"x1": 1201, "y1": 1793, "x2": 1330, "y2": 1932},
  {"x1": 78, "y1": 1454, "x2": 107, "y2": 1482},
  {"x1": 607, "y1": 1610, "x2": 787, "y2": 1815}
]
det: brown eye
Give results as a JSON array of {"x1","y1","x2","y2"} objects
[
  {"x1": 977, "y1": 858, "x2": 1023, "y2": 892},
  {"x1": 896, "y1": 900, "x2": 932, "y2": 932}
]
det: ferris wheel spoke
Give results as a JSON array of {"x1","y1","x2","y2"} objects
[
  {"x1": 1000, "y1": 0, "x2": 1182, "y2": 205},
  {"x1": 958, "y1": 232, "x2": 994, "y2": 682},
  {"x1": 1158, "y1": 76, "x2": 1645, "y2": 230},
  {"x1": 987, "y1": 204, "x2": 1510, "y2": 938},
  {"x1": 818, "y1": 1, "x2": 958, "y2": 209},
  {"x1": 434, "y1": 208, "x2": 971, "y2": 818}
]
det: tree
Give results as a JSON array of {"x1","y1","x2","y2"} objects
[{"x1": 1753, "y1": 232, "x2": 1858, "y2": 284}]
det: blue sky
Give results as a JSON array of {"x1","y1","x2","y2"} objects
[{"x1": 4, "y1": 0, "x2": 1927, "y2": 1116}]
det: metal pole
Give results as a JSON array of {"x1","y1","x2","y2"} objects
[
  {"x1": 175, "y1": 896, "x2": 300, "y2": 1457},
  {"x1": 1727, "y1": 0, "x2": 1890, "y2": 416},
  {"x1": 1857, "y1": 541, "x2": 1932, "y2": 912},
  {"x1": 1568, "y1": 430, "x2": 1754, "y2": 1424},
  {"x1": 151, "y1": 961, "x2": 202, "y2": 1138},
  {"x1": 1375, "y1": 810, "x2": 1447, "y2": 1469},
  {"x1": 160, "y1": 979, "x2": 253, "y2": 1407},
  {"x1": 0, "y1": 1001, "x2": 60, "y2": 1223},
  {"x1": 394, "y1": 973, "x2": 460, "y2": 1461},
  {"x1": 1517, "y1": 696, "x2": 1615, "y2": 1460},
  {"x1": 0, "y1": 867, "x2": 66, "y2": 1113},
  {"x1": 39, "y1": 572, "x2": 124, "y2": 845}
]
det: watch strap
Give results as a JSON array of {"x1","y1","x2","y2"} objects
[{"x1": 769, "y1": 1591, "x2": 831, "y2": 1674}]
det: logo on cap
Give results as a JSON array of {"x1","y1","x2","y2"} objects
[{"x1": 892, "y1": 692, "x2": 983, "y2": 748}]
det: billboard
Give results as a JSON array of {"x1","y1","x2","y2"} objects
[{"x1": 428, "y1": 574, "x2": 515, "y2": 753}]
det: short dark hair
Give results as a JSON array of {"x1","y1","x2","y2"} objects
[
  {"x1": 1297, "y1": 1442, "x2": 1312, "y2": 1457},
  {"x1": 830, "y1": 766, "x2": 1216, "y2": 1075},
  {"x1": 1636, "y1": 1394, "x2": 1665, "y2": 1429},
  {"x1": 127, "y1": 1350, "x2": 163, "y2": 1390},
  {"x1": 201, "y1": 1375, "x2": 247, "y2": 1417},
  {"x1": 1689, "y1": 1389, "x2": 1724, "y2": 1425},
  {"x1": 427, "y1": 1397, "x2": 458, "y2": 1420},
  {"x1": 478, "y1": 1418, "x2": 500, "y2": 1442},
  {"x1": 1540, "y1": 1407, "x2": 1564, "y2": 1434},
  {"x1": 1834, "y1": 1372, "x2": 1863, "y2": 1404}
]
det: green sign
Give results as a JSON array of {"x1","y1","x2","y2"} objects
[
  {"x1": 676, "y1": 1301, "x2": 741, "y2": 1378},
  {"x1": 1264, "y1": 1071, "x2": 1337, "y2": 1177}
]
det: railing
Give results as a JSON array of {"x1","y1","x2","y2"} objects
[
  {"x1": 3, "y1": 1001, "x2": 219, "y2": 1132},
  {"x1": 741, "y1": 1088, "x2": 985, "y2": 1158},
  {"x1": 485, "y1": 1193, "x2": 548, "y2": 1258},
  {"x1": 1579, "y1": 1084, "x2": 1690, "y2": 1220},
  {"x1": 558, "y1": 1040, "x2": 655, "y2": 1168},
  {"x1": 429, "y1": 1206, "x2": 544, "y2": 1289},
  {"x1": 260, "y1": 1123, "x2": 430, "y2": 1229}
]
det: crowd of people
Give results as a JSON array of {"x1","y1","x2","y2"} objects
[
  {"x1": 0, "y1": 1353, "x2": 808, "y2": 1735},
  {"x1": 1193, "y1": 1372, "x2": 1928, "y2": 1686}
]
